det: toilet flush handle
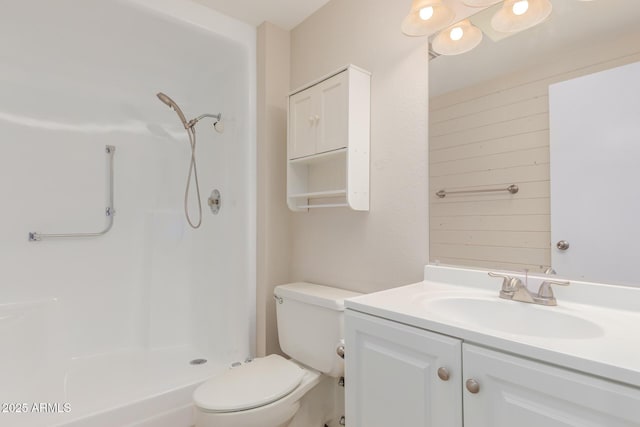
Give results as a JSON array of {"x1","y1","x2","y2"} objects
[{"x1": 336, "y1": 341, "x2": 345, "y2": 359}]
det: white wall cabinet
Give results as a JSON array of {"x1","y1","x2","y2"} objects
[
  {"x1": 287, "y1": 65, "x2": 370, "y2": 211},
  {"x1": 345, "y1": 310, "x2": 640, "y2": 427},
  {"x1": 289, "y1": 70, "x2": 349, "y2": 159}
]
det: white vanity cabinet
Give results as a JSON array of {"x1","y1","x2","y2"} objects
[
  {"x1": 345, "y1": 310, "x2": 462, "y2": 427},
  {"x1": 287, "y1": 65, "x2": 370, "y2": 211},
  {"x1": 345, "y1": 310, "x2": 640, "y2": 427},
  {"x1": 463, "y1": 344, "x2": 640, "y2": 427}
]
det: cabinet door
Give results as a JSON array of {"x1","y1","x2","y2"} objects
[
  {"x1": 345, "y1": 310, "x2": 462, "y2": 427},
  {"x1": 315, "y1": 71, "x2": 348, "y2": 154},
  {"x1": 288, "y1": 88, "x2": 316, "y2": 159},
  {"x1": 463, "y1": 344, "x2": 640, "y2": 427}
]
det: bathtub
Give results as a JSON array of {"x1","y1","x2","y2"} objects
[{"x1": 0, "y1": 300, "x2": 238, "y2": 427}]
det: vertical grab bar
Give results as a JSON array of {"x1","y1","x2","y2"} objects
[{"x1": 28, "y1": 145, "x2": 116, "y2": 242}]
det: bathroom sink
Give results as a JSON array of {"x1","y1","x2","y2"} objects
[{"x1": 418, "y1": 296, "x2": 604, "y2": 339}]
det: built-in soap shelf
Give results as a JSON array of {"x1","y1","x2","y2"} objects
[{"x1": 287, "y1": 65, "x2": 370, "y2": 212}]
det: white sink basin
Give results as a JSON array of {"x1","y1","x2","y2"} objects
[
  {"x1": 346, "y1": 269, "x2": 640, "y2": 387},
  {"x1": 417, "y1": 296, "x2": 604, "y2": 339}
]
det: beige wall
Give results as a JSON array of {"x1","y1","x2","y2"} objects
[
  {"x1": 429, "y1": 29, "x2": 640, "y2": 272},
  {"x1": 256, "y1": 22, "x2": 291, "y2": 357},
  {"x1": 288, "y1": 0, "x2": 430, "y2": 293}
]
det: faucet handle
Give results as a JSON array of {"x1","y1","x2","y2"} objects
[
  {"x1": 542, "y1": 266, "x2": 556, "y2": 275},
  {"x1": 537, "y1": 279, "x2": 570, "y2": 299},
  {"x1": 488, "y1": 272, "x2": 510, "y2": 286},
  {"x1": 488, "y1": 272, "x2": 518, "y2": 294}
]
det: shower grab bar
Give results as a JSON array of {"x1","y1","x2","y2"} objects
[
  {"x1": 28, "y1": 145, "x2": 116, "y2": 242},
  {"x1": 435, "y1": 184, "x2": 519, "y2": 199}
]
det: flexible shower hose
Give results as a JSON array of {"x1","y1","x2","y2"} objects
[{"x1": 184, "y1": 126, "x2": 202, "y2": 229}]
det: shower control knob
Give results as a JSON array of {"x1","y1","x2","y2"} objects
[{"x1": 556, "y1": 240, "x2": 570, "y2": 251}]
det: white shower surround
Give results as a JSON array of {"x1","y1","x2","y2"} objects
[{"x1": 0, "y1": 0, "x2": 256, "y2": 425}]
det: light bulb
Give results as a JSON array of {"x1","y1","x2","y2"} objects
[
  {"x1": 450, "y1": 26, "x2": 464, "y2": 41},
  {"x1": 419, "y1": 6, "x2": 434, "y2": 21},
  {"x1": 512, "y1": 0, "x2": 529, "y2": 16},
  {"x1": 401, "y1": 0, "x2": 456, "y2": 37},
  {"x1": 432, "y1": 19, "x2": 483, "y2": 55},
  {"x1": 492, "y1": 0, "x2": 552, "y2": 33}
]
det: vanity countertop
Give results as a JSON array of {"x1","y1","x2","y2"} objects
[{"x1": 345, "y1": 265, "x2": 640, "y2": 388}]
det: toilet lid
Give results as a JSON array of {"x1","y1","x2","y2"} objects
[{"x1": 193, "y1": 354, "x2": 306, "y2": 412}]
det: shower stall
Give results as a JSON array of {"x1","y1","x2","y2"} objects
[{"x1": 0, "y1": 0, "x2": 256, "y2": 426}]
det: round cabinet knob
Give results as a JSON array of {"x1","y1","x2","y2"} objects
[
  {"x1": 466, "y1": 379, "x2": 480, "y2": 394},
  {"x1": 437, "y1": 367, "x2": 450, "y2": 381},
  {"x1": 556, "y1": 240, "x2": 570, "y2": 251}
]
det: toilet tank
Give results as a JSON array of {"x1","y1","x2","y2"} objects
[{"x1": 274, "y1": 282, "x2": 361, "y2": 378}]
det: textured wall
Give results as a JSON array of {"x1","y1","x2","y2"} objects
[
  {"x1": 288, "y1": 0, "x2": 430, "y2": 293},
  {"x1": 256, "y1": 22, "x2": 291, "y2": 357}
]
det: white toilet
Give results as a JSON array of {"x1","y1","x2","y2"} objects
[{"x1": 193, "y1": 282, "x2": 361, "y2": 427}]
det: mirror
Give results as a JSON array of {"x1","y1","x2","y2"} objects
[{"x1": 428, "y1": 0, "x2": 640, "y2": 286}]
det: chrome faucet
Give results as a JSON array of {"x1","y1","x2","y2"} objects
[{"x1": 488, "y1": 272, "x2": 570, "y2": 306}]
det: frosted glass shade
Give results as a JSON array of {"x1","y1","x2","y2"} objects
[
  {"x1": 401, "y1": 0, "x2": 456, "y2": 37},
  {"x1": 432, "y1": 20, "x2": 483, "y2": 56},
  {"x1": 492, "y1": 0, "x2": 553, "y2": 33},
  {"x1": 463, "y1": 0, "x2": 503, "y2": 7}
]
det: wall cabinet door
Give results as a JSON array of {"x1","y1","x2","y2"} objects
[
  {"x1": 288, "y1": 88, "x2": 316, "y2": 159},
  {"x1": 345, "y1": 310, "x2": 462, "y2": 427},
  {"x1": 463, "y1": 344, "x2": 640, "y2": 427},
  {"x1": 315, "y1": 70, "x2": 348, "y2": 154},
  {"x1": 288, "y1": 70, "x2": 350, "y2": 160}
]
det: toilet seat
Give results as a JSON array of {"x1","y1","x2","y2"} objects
[{"x1": 194, "y1": 355, "x2": 305, "y2": 413}]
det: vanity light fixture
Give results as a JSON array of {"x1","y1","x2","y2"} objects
[
  {"x1": 492, "y1": 0, "x2": 553, "y2": 33},
  {"x1": 401, "y1": 0, "x2": 456, "y2": 37},
  {"x1": 432, "y1": 19, "x2": 483, "y2": 55}
]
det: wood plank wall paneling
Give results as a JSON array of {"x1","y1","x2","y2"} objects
[{"x1": 429, "y1": 31, "x2": 640, "y2": 273}]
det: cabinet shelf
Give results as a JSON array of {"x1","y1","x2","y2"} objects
[
  {"x1": 297, "y1": 203, "x2": 349, "y2": 209},
  {"x1": 289, "y1": 148, "x2": 347, "y2": 165},
  {"x1": 289, "y1": 189, "x2": 347, "y2": 199}
]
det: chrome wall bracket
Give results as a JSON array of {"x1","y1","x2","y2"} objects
[{"x1": 28, "y1": 145, "x2": 116, "y2": 242}]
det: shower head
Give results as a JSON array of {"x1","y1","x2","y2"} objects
[
  {"x1": 156, "y1": 92, "x2": 223, "y2": 133},
  {"x1": 190, "y1": 113, "x2": 224, "y2": 133},
  {"x1": 156, "y1": 92, "x2": 189, "y2": 129}
]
